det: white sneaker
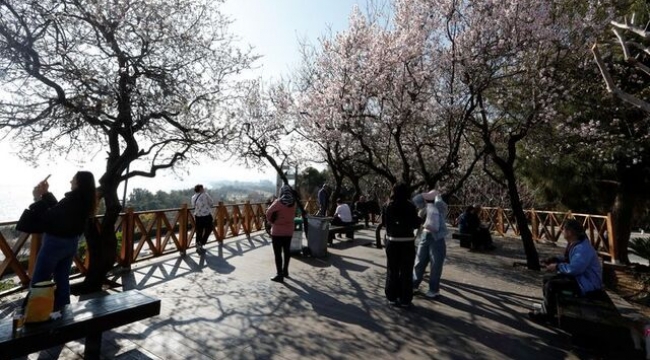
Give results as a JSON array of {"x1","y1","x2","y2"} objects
[
  {"x1": 50, "y1": 310, "x2": 62, "y2": 320},
  {"x1": 425, "y1": 291, "x2": 440, "y2": 299}
]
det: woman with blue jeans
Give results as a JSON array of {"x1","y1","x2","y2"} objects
[
  {"x1": 29, "y1": 171, "x2": 97, "y2": 315},
  {"x1": 413, "y1": 190, "x2": 448, "y2": 299}
]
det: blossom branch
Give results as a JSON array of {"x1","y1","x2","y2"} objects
[{"x1": 592, "y1": 43, "x2": 650, "y2": 113}]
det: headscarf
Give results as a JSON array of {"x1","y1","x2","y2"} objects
[{"x1": 279, "y1": 184, "x2": 295, "y2": 206}]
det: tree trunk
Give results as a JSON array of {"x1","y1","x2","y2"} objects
[
  {"x1": 79, "y1": 179, "x2": 120, "y2": 292},
  {"x1": 493, "y1": 159, "x2": 540, "y2": 271},
  {"x1": 611, "y1": 163, "x2": 643, "y2": 264},
  {"x1": 504, "y1": 168, "x2": 540, "y2": 270},
  {"x1": 351, "y1": 177, "x2": 362, "y2": 202},
  {"x1": 612, "y1": 191, "x2": 634, "y2": 264}
]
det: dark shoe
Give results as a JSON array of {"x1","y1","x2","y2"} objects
[
  {"x1": 387, "y1": 299, "x2": 400, "y2": 307},
  {"x1": 270, "y1": 275, "x2": 284, "y2": 283},
  {"x1": 486, "y1": 245, "x2": 497, "y2": 251},
  {"x1": 400, "y1": 302, "x2": 414, "y2": 309},
  {"x1": 528, "y1": 311, "x2": 551, "y2": 324},
  {"x1": 282, "y1": 271, "x2": 289, "y2": 278}
]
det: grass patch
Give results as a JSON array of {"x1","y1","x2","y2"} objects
[{"x1": 0, "y1": 279, "x2": 16, "y2": 292}]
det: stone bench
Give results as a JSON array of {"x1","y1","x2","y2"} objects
[{"x1": 328, "y1": 223, "x2": 365, "y2": 245}]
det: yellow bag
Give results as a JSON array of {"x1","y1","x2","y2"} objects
[{"x1": 24, "y1": 281, "x2": 56, "y2": 323}]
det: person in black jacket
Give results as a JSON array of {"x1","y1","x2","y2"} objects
[
  {"x1": 382, "y1": 182, "x2": 421, "y2": 307},
  {"x1": 30, "y1": 171, "x2": 97, "y2": 315}
]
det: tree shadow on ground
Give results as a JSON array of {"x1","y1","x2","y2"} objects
[
  {"x1": 114, "y1": 234, "x2": 265, "y2": 290},
  {"x1": 445, "y1": 239, "x2": 547, "y2": 287},
  {"x1": 291, "y1": 254, "x2": 332, "y2": 268},
  {"x1": 16, "y1": 229, "x2": 624, "y2": 359},
  {"x1": 284, "y1": 278, "x2": 385, "y2": 334},
  {"x1": 328, "y1": 237, "x2": 374, "y2": 250}
]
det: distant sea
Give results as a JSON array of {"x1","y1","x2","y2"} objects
[
  {"x1": 0, "y1": 175, "x2": 279, "y2": 223},
  {"x1": 0, "y1": 144, "x2": 282, "y2": 223},
  {"x1": 0, "y1": 184, "x2": 33, "y2": 223}
]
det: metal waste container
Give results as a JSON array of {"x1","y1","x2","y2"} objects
[
  {"x1": 290, "y1": 217, "x2": 305, "y2": 254},
  {"x1": 290, "y1": 232, "x2": 304, "y2": 254},
  {"x1": 304, "y1": 216, "x2": 332, "y2": 257}
]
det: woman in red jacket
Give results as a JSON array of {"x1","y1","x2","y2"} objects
[{"x1": 266, "y1": 185, "x2": 296, "y2": 283}]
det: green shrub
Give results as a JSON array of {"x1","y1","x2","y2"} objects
[
  {"x1": 116, "y1": 230, "x2": 123, "y2": 253},
  {"x1": 0, "y1": 279, "x2": 16, "y2": 292}
]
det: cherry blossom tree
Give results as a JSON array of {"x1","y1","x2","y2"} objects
[
  {"x1": 0, "y1": 0, "x2": 255, "y2": 288},
  {"x1": 454, "y1": 0, "x2": 608, "y2": 269},
  {"x1": 297, "y1": 3, "x2": 481, "y2": 197},
  {"x1": 229, "y1": 80, "x2": 312, "y2": 224},
  {"x1": 299, "y1": 0, "x2": 610, "y2": 269},
  {"x1": 560, "y1": 5, "x2": 650, "y2": 263}
]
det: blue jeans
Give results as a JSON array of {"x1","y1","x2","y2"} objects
[
  {"x1": 413, "y1": 232, "x2": 446, "y2": 293},
  {"x1": 31, "y1": 234, "x2": 80, "y2": 311}
]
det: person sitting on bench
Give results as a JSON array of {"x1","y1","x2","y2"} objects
[
  {"x1": 332, "y1": 198, "x2": 353, "y2": 226},
  {"x1": 458, "y1": 206, "x2": 495, "y2": 251},
  {"x1": 332, "y1": 198, "x2": 354, "y2": 239},
  {"x1": 354, "y1": 195, "x2": 370, "y2": 227},
  {"x1": 529, "y1": 219, "x2": 603, "y2": 323},
  {"x1": 457, "y1": 206, "x2": 476, "y2": 234}
]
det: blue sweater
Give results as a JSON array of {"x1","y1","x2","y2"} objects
[
  {"x1": 557, "y1": 237, "x2": 603, "y2": 294},
  {"x1": 433, "y1": 200, "x2": 448, "y2": 241}
]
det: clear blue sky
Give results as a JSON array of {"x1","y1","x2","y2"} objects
[{"x1": 222, "y1": 0, "x2": 372, "y2": 80}]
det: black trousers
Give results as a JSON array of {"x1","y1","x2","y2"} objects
[
  {"x1": 375, "y1": 223, "x2": 384, "y2": 248},
  {"x1": 385, "y1": 240, "x2": 416, "y2": 304},
  {"x1": 195, "y1": 215, "x2": 213, "y2": 246},
  {"x1": 272, "y1": 235, "x2": 291, "y2": 276},
  {"x1": 543, "y1": 274, "x2": 580, "y2": 317},
  {"x1": 469, "y1": 228, "x2": 493, "y2": 249},
  {"x1": 331, "y1": 218, "x2": 353, "y2": 226}
]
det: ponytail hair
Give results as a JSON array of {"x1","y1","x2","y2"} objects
[{"x1": 75, "y1": 171, "x2": 97, "y2": 217}]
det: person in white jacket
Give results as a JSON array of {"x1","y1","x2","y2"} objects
[
  {"x1": 191, "y1": 184, "x2": 214, "y2": 254},
  {"x1": 412, "y1": 189, "x2": 448, "y2": 299}
]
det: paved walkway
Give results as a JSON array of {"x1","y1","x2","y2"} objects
[{"x1": 1, "y1": 228, "x2": 632, "y2": 359}]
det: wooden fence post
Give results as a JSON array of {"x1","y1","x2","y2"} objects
[
  {"x1": 497, "y1": 208, "x2": 504, "y2": 235},
  {"x1": 120, "y1": 208, "x2": 135, "y2": 268},
  {"x1": 243, "y1": 201, "x2": 252, "y2": 235},
  {"x1": 216, "y1": 202, "x2": 226, "y2": 242},
  {"x1": 606, "y1": 212, "x2": 618, "y2": 263},
  {"x1": 179, "y1": 203, "x2": 188, "y2": 255}
]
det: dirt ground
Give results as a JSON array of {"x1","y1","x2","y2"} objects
[{"x1": 607, "y1": 264, "x2": 650, "y2": 318}]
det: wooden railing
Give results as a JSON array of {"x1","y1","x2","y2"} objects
[
  {"x1": 1, "y1": 200, "x2": 619, "y2": 296},
  {"x1": 447, "y1": 206, "x2": 616, "y2": 261},
  {"x1": 0, "y1": 201, "x2": 269, "y2": 295}
]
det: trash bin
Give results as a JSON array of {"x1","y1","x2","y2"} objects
[
  {"x1": 304, "y1": 216, "x2": 332, "y2": 257},
  {"x1": 293, "y1": 217, "x2": 304, "y2": 231},
  {"x1": 290, "y1": 229, "x2": 304, "y2": 254}
]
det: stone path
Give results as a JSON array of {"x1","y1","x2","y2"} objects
[{"x1": 2, "y1": 228, "x2": 635, "y2": 359}]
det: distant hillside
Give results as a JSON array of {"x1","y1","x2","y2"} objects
[{"x1": 125, "y1": 180, "x2": 276, "y2": 211}]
